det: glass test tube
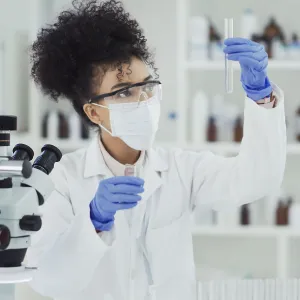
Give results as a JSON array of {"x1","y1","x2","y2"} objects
[
  {"x1": 124, "y1": 164, "x2": 141, "y2": 177},
  {"x1": 124, "y1": 164, "x2": 136, "y2": 177},
  {"x1": 224, "y1": 18, "x2": 234, "y2": 93}
]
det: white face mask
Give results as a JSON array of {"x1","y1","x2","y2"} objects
[{"x1": 96, "y1": 95, "x2": 161, "y2": 150}]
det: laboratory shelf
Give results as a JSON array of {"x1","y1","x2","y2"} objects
[
  {"x1": 31, "y1": 140, "x2": 241, "y2": 153},
  {"x1": 157, "y1": 141, "x2": 241, "y2": 153},
  {"x1": 18, "y1": 139, "x2": 300, "y2": 155},
  {"x1": 185, "y1": 60, "x2": 300, "y2": 71},
  {"x1": 191, "y1": 226, "x2": 300, "y2": 238},
  {"x1": 38, "y1": 138, "x2": 91, "y2": 151},
  {"x1": 158, "y1": 142, "x2": 300, "y2": 155},
  {"x1": 285, "y1": 143, "x2": 300, "y2": 155},
  {"x1": 38, "y1": 140, "x2": 241, "y2": 153}
]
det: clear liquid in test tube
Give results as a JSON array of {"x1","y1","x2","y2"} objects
[{"x1": 224, "y1": 18, "x2": 234, "y2": 93}]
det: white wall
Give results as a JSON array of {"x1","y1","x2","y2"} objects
[{"x1": 0, "y1": 2, "x2": 29, "y2": 34}]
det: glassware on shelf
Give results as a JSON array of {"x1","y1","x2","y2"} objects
[
  {"x1": 233, "y1": 116, "x2": 243, "y2": 143},
  {"x1": 240, "y1": 204, "x2": 250, "y2": 225},
  {"x1": 276, "y1": 200, "x2": 287, "y2": 225},
  {"x1": 188, "y1": 16, "x2": 209, "y2": 61},
  {"x1": 207, "y1": 117, "x2": 218, "y2": 142},
  {"x1": 69, "y1": 112, "x2": 81, "y2": 141},
  {"x1": 241, "y1": 9, "x2": 257, "y2": 40},
  {"x1": 193, "y1": 206, "x2": 214, "y2": 226},
  {"x1": 273, "y1": 37, "x2": 287, "y2": 60},
  {"x1": 287, "y1": 33, "x2": 300, "y2": 60},
  {"x1": 295, "y1": 106, "x2": 300, "y2": 142},
  {"x1": 262, "y1": 17, "x2": 286, "y2": 59},
  {"x1": 42, "y1": 110, "x2": 90, "y2": 142},
  {"x1": 288, "y1": 199, "x2": 300, "y2": 228},
  {"x1": 216, "y1": 209, "x2": 239, "y2": 227},
  {"x1": 58, "y1": 112, "x2": 69, "y2": 139},
  {"x1": 81, "y1": 122, "x2": 90, "y2": 140},
  {"x1": 47, "y1": 111, "x2": 59, "y2": 140},
  {"x1": 208, "y1": 19, "x2": 222, "y2": 61},
  {"x1": 192, "y1": 91, "x2": 209, "y2": 144}
]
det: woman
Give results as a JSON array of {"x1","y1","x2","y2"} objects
[{"x1": 27, "y1": 1, "x2": 286, "y2": 299}]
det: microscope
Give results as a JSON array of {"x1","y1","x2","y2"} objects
[{"x1": 0, "y1": 115, "x2": 62, "y2": 300}]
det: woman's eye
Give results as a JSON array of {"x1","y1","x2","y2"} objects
[
  {"x1": 143, "y1": 84, "x2": 154, "y2": 92},
  {"x1": 118, "y1": 90, "x2": 131, "y2": 98}
]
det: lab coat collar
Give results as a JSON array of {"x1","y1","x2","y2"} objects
[
  {"x1": 84, "y1": 136, "x2": 108, "y2": 178},
  {"x1": 83, "y1": 136, "x2": 168, "y2": 178}
]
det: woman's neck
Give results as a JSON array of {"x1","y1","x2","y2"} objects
[{"x1": 100, "y1": 132, "x2": 141, "y2": 165}]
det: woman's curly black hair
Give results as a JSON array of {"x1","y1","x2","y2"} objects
[{"x1": 30, "y1": 0, "x2": 156, "y2": 126}]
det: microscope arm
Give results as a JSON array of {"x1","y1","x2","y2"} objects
[{"x1": 21, "y1": 169, "x2": 54, "y2": 206}]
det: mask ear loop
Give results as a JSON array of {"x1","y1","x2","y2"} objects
[
  {"x1": 98, "y1": 121, "x2": 113, "y2": 136},
  {"x1": 90, "y1": 103, "x2": 114, "y2": 136}
]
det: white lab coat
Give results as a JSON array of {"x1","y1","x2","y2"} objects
[{"x1": 27, "y1": 84, "x2": 286, "y2": 300}]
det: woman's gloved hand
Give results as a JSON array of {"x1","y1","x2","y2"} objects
[
  {"x1": 224, "y1": 38, "x2": 273, "y2": 101},
  {"x1": 90, "y1": 176, "x2": 144, "y2": 231}
]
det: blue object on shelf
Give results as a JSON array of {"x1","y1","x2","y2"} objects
[{"x1": 168, "y1": 111, "x2": 178, "y2": 120}]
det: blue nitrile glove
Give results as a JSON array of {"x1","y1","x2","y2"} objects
[
  {"x1": 224, "y1": 38, "x2": 273, "y2": 101},
  {"x1": 90, "y1": 176, "x2": 144, "y2": 231}
]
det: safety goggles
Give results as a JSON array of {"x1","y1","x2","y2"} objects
[{"x1": 88, "y1": 80, "x2": 162, "y2": 111}]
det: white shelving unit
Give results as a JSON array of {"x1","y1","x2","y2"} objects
[
  {"x1": 176, "y1": 0, "x2": 300, "y2": 280},
  {"x1": 158, "y1": 141, "x2": 300, "y2": 155},
  {"x1": 185, "y1": 60, "x2": 300, "y2": 71},
  {"x1": 192, "y1": 225, "x2": 300, "y2": 238},
  {"x1": 10, "y1": 137, "x2": 300, "y2": 156},
  {"x1": 8, "y1": 136, "x2": 300, "y2": 155}
]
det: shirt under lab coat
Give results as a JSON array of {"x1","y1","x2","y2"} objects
[{"x1": 26, "y1": 84, "x2": 286, "y2": 300}]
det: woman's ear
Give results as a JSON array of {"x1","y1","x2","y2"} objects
[{"x1": 83, "y1": 103, "x2": 102, "y2": 125}]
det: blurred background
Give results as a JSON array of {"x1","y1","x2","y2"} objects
[{"x1": 1, "y1": 0, "x2": 300, "y2": 299}]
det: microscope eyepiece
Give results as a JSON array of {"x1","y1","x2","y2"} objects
[
  {"x1": 12, "y1": 143, "x2": 34, "y2": 161},
  {"x1": 32, "y1": 144, "x2": 62, "y2": 174}
]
